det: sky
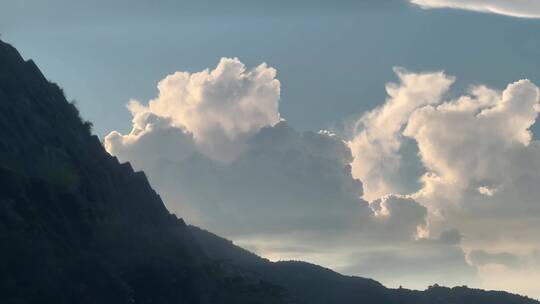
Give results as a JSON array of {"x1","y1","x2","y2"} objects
[{"x1": 2, "y1": 0, "x2": 540, "y2": 299}]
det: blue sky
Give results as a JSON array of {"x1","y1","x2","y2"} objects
[{"x1": 2, "y1": 0, "x2": 540, "y2": 138}]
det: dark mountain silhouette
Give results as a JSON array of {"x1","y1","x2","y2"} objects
[
  {"x1": 0, "y1": 38, "x2": 537, "y2": 304},
  {"x1": 0, "y1": 39, "x2": 286, "y2": 304}
]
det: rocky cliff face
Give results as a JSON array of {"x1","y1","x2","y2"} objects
[{"x1": 0, "y1": 39, "x2": 285, "y2": 304}]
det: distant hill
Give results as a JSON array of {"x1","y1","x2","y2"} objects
[
  {"x1": 190, "y1": 226, "x2": 539, "y2": 304},
  {"x1": 0, "y1": 38, "x2": 537, "y2": 304}
]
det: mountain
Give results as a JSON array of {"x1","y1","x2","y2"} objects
[
  {"x1": 0, "y1": 38, "x2": 537, "y2": 304},
  {"x1": 0, "y1": 39, "x2": 287, "y2": 304}
]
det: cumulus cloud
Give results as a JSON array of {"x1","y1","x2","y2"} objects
[
  {"x1": 404, "y1": 78, "x2": 540, "y2": 239},
  {"x1": 348, "y1": 68, "x2": 540, "y2": 296},
  {"x1": 410, "y1": 0, "x2": 540, "y2": 18},
  {"x1": 404, "y1": 79, "x2": 539, "y2": 186},
  {"x1": 105, "y1": 58, "x2": 432, "y2": 241},
  {"x1": 107, "y1": 116, "x2": 430, "y2": 250},
  {"x1": 106, "y1": 57, "x2": 281, "y2": 163},
  {"x1": 105, "y1": 112, "x2": 197, "y2": 171},
  {"x1": 106, "y1": 59, "x2": 540, "y2": 295},
  {"x1": 348, "y1": 68, "x2": 454, "y2": 200},
  {"x1": 348, "y1": 68, "x2": 540, "y2": 228},
  {"x1": 104, "y1": 59, "x2": 475, "y2": 290}
]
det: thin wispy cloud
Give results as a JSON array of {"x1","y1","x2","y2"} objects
[{"x1": 410, "y1": 0, "x2": 540, "y2": 18}]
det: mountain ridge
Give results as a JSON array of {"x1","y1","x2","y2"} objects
[{"x1": 190, "y1": 225, "x2": 539, "y2": 304}]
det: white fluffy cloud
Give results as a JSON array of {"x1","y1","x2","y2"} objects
[
  {"x1": 104, "y1": 59, "x2": 474, "y2": 290},
  {"x1": 105, "y1": 112, "x2": 197, "y2": 171},
  {"x1": 102, "y1": 56, "x2": 540, "y2": 298},
  {"x1": 401, "y1": 79, "x2": 540, "y2": 297},
  {"x1": 105, "y1": 59, "x2": 540, "y2": 295},
  {"x1": 348, "y1": 68, "x2": 540, "y2": 296},
  {"x1": 348, "y1": 68, "x2": 454, "y2": 200},
  {"x1": 149, "y1": 122, "x2": 371, "y2": 237},
  {"x1": 400, "y1": 79, "x2": 540, "y2": 250},
  {"x1": 349, "y1": 69, "x2": 540, "y2": 227},
  {"x1": 410, "y1": 0, "x2": 540, "y2": 18},
  {"x1": 405, "y1": 79, "x2": 540, "y2": 212},
  {"x1": 106, "y1": 57, "x2": 281, "y2": 163},
  {"x1": 105, "y1": 58, "x2": 430, "y2": 241}
]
